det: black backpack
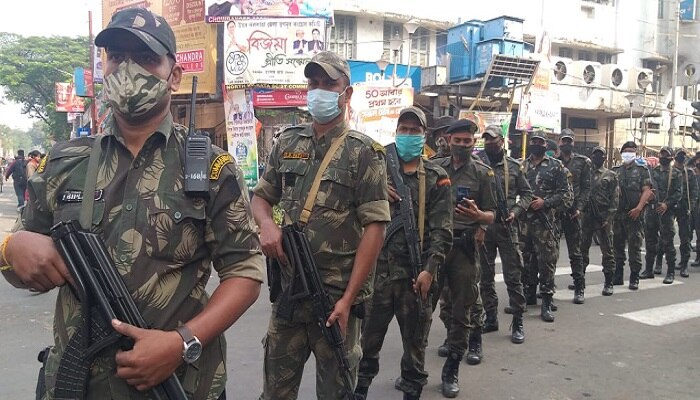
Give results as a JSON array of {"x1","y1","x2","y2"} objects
[{"x1": 12, "y1": 159, "x2": 27, "y2": 185}]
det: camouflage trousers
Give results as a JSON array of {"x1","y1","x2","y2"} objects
[
  {"x1": 478, "y1": 222, "x2": 526, "y2": 314},
  {"x1": 559, "y1": 214, "x2": 585, "y2": 285},
  {"x1": 581, "y1": 214, "x2": 615, "y2": 276},
  {"x1": 260, "y1": 299, "x2": 362, "y2": 400},
  {"x1": 434, "y1": 231, "x2": 482, "y2": 355},
  {"x1": 675, "y1": 208, "x2": 693, "y2": 265},
  {"x1": 358, "y1": 272, "x2": 432, "y2": 396},
  {"x1": 521, "y1": 216, "x2": 559, "y2": 294},
  {"x1": 644, "y1": 209, "x2": 676, "y2": 271},
  {"x1": 613, "y1": 212, "x2": 645, "y2": 275}
]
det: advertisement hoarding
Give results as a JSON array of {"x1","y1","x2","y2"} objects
[
  {"x1": 224, "y1": 87, "x2": 259, "y2": 188},
  {"x1": 204, "y1": 0, "x2": 332, "y2": 22},
  {"x1": 55, "y1": 83, "x2": 86, "y2": 113},
  {"x1": 349, "y1": 82, "x2": 414, "y2": 146}
]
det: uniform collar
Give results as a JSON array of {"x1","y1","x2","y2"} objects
[
  {"x1": 313, "y1": 120, "x2": 348, "y2": 141},
  {"x1": 103, "y1": 112, "x2": 174, "y2": 144}
]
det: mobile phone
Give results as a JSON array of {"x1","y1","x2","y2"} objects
[{"x1": 456, "y1": 186, "x2": 471, "y2": 204}]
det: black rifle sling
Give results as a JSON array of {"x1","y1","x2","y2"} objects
[{"x1": 79, "y1": 135, "x2": 103, "y2": 231}]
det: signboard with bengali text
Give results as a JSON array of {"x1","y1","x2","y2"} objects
[
  {"x1": 224, "y1": 87, "x2": 259, "y2": 188},
  {"x1": 349, "y1": 82, "x2": 414, "y2": 146}
]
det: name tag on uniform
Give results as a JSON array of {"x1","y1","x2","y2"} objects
[
  {"x1": 58, "y1": 190, "x2": 104, "y2": 204},
  {"x1": 282, "y1": 152, "x2": 310, "y2": 160}
]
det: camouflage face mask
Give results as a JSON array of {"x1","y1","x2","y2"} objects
[{"x1": 104, "y1": 59, "x2": 170, "y2": 118}]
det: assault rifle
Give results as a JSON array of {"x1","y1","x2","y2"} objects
[
  {"x1": 490, "y1": 169, "x2": 517, "y2": 240},
  {"x1": 50, "y1": 220, "x2": 187, "y2": 400},
  {"x1": 384, "y1": 143, "x2": 429, "y2": 315},
  {"x1": 272, "y1": 224, "x2": 360, "y2": 400}
]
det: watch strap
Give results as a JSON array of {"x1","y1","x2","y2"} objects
[{"x1": 175, "y1": 325, "x2": 195, "y2": 343}]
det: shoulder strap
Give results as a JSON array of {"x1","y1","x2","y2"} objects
[
  {"x1": 665, "y1": 166, "x2": 672, "y2": 201},
  {"x1": 299, "y1": 129, "x2": 349, "y2": 224},
  {"x1": 503, "y1": 157, "x2": 510, "y2": 198},
  {"x1": 417, "y1": 158, "x2": 426, "y2": 251},
  {"x1": 79, "y1": 135, "x2": 104, "y2": 230}
]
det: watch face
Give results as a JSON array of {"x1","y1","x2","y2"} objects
[{"x1": 184, "y1": 342, "x2": 202, "y2": 362}]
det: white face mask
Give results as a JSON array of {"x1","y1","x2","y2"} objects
[{"x1": 621, "y1": 152, "x2": 636, "y2": 164}]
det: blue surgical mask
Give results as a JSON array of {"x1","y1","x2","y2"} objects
[
  {"x1": 307, "y1": 88, "x2": 346, "y2": 124},
  {"x1": 395, "y1": 134, "x2": 425, "y2": 161}
]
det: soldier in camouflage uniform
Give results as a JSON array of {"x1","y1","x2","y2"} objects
[
  {"x1": 355, "y1": 107, "x2": 452, "y2": 400},
  {"x1": 612, "y1": 141, "x2": 654, "y2": 290},
  {"x1": 251, "y1": 51, "x2": 391, "y2": 400},
  {"x1": 557, "y1": 129, "x2": 592, "y2": 304},
  {"x1": 521, "y1": 131, "x2": 573, "y2": 323},
  {"x1": 672, "y1": 149, "x2": 697, "y2": 277},
  {"x1": 433, "y1": 119, "x2": 496, "y2": 398},
  {"x1": 640, "y1": 147, "x2": 682, "y2": 284},
  {"x1": 430, "y1": 116, "x2": 456, "y2": 158},
  {"x1": 1, "y1": 9, "x2": 265, "y2": 400},
  {"x1": 693, "y1": 155, "x2": 700, "y2": 267},
  {"x1": 474, "y1": 125, "x2": 532, "y2": 343},
  {"x1": 581, "y1": 147, "x2": 619, "y2": 295}
]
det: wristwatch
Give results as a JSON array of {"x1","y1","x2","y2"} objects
[{"x1": 175, "y1": 325, "x2": 202, "y2": 364}]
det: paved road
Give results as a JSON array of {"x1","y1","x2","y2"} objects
[{"x1": 1, "y1": 184, "x2": 699, "y2": 399}]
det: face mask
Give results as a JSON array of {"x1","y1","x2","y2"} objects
[
  {"x1": 620, "y1": 152, "x2": 636, "y2": 164},
  {"x1": 591, "y1": 155, "x2": 605, "y2": 168},
  {"x1": 307, "y1": 88, "x2": 345, "y2": 124},
  {"x1": 484, "y1": 142, "x2": 502, "y2": 156},
  {"x1": 659, "y1": 157, "x2": 672, "y2": 166},
  {"x1": 529, "y1": 144, "x2": 546, "y2": 157},
  {"x1": 394, "y1": 134, "x2": 425, "y2": 161},
  {"x1": 675, "y1": 154, "x2": 686, "y2": 163},
  {"x1": 451, "y1": 144, "x2": 473, "y2": 161},
  {"x1": 104, "y1": 59, "x2": 170, "y2": 118},
  {"x1": 559, "y1": 143, "x2": 573, "y2": 154}
]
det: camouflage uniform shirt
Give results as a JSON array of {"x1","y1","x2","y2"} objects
[
  {"x1": 588, "y1": 164, "x2": 619, "y2": 220},
  {"x1": 20, "y1": 114, "x2": 265, "y2": 400},
  {"x1": 253, "y1": 121, "x2": 391, "y2": 302},
  {"x1": 613, "y1": 162, "x2": 653, "y2": 213},
  {"x1": 523, "y1": 155, "x2": 574, "y2": 219},
  {"x1": 558, "y1": 153, "x2": 592, "y2": 211},
  {"x1": 675, "y1": 165, "x2": 698, "y2": 213},
  {"x1": 435, "y1": 156, "x2": 497, "y2": 230},
  {"x1": 650, "y1": 163, "x2": 682, "y2": 208},
  {"x1": 476, "y1": 151, "x2": 533, "y2": 219},
  {"x1": 382, "y1": 158, "x2": 453, "y2": 280}
]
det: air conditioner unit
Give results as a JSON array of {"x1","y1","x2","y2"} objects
[
  {"x1": 601, "y1": 64, "x2": 627, "y2": 89},
  {"x1": 571, "y1": 61, "x2": 602, "y2": 86},
  {"x1": 550, "y1": 57, "x2": 575, "y2": 84},
  {"x1": 628, "y1": 67, "x2": 653, "y2": 92}
]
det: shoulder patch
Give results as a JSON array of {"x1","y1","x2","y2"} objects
[
  {"x1": 36, "y1": 156, "x2": 47, "y2": 174},
  {"x1": 210, "y1": 153, "x2": 233, "y2": 180},
  {"x1": 372, "y1": 142, "x2": 386, "y2": 154},
  {"x1": 437, "y1": 177, "x2": 451, "y2": 187}
]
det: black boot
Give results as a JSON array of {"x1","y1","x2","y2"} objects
[
  {"x1": 567, "y1": 282, "x2": 576, "y2": 290},
  {"x1": 441, "y1": 352, "x2": 461, "y2": 398},
  {"x1": 663, "y1": 267, "x2": 675, "y2": 284},
  {"x1": 639, "y1": 261, "x2": 655, "y2": 279},
  {"x1": 525, "y1": 285, "x2": 537, "y2": 306},
  {"x1": 550, "y1": 299, "x2": 558, "y2": 312},
  {"x1": 483, "y1": 309, "x2": 498, "y2": 333},
  {"x1": 394, "y1": 376, "x2": 406, "y2": 391},
  {"x1": 680, "y1": 264, "x2": 690, "y2": 278},
  {"x1": 613, "y1": 265, "x2": 624, "y2": 285},
  {"x1": 354, "y1": 385, "x2": 369, "y2": 400},
  {"x1": 573, "y1": 280, "x2": 585, "y2": 304},
  {"x1": 403, "y1": 391, "x2": 421, "y2": 400},
  {"x1": 692, "y1": 254, "x2": 700, "y2": 267},
  {"x1": 629, "y1": 271, "x2": 639, "y2": 290},
  {"x1": 602, "y1": 273, "x2": 614, "y2": 296},
  {"x1": 437, "y1": 340, "x2": 449, "y2": 358},
  {"x1": 511, "y1": 313, "x2": 525, "y2": 344},
  {"x1": 541, "y1": 294, "x2": 555, "y2": 322},
  {"x1": 654, "y1": 253, "x2": 663, "y2": 274},
  {"x1": 465, "y1": 329, "x2": 482, "y2": 365}
]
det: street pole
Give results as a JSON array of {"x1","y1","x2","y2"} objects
[
  {"x1": 88, "y1": 10, "x2": 97, "y2": 135},
  {"x1": 669, "y1": 0, "x2": 680, "y2": 147}
]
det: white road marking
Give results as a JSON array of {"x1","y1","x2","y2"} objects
[
  {"x1": 617, "y1": 299, "x2": 700, "y2": 326},
  {"x1": 494, "y1": 265, "x2": 603, "y2": 283},
  {"x1": 554, "y1": 279, "x2": 683, "y2": 301}
]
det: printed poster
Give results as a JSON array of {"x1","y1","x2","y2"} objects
[
  {"x1": 458, "y1": 110, "x2": 513, "y2": 150},
  {"x1": 223, "y1": 16, "x2": 326, "y2": 89},
  {"x1": 349, "y1": 82, "x2": 414, "y2": 146},
  {"x1": 55, "y1": 83, "x2": 86, "y2": 113},
  {"x1": 224, "y1": 87, "x2": 259, "y2": 188},
  {"x1": 205, "y1": 0, "x2": 332, "y2": 22}
]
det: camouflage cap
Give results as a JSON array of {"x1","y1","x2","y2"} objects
[
  {"x1": 96, "y1": 8, "x2": 176, "y2": 56},
  {"x1": 660, "y1": 146, "x2": 674, "y2": 156},
  {"x1": 560, "y1": 128, "x2": 575, "y2": 140},
  {"x1": 398, "y1": 106, "x2": 427, "y2": 128},
  {"x1": 592, "y1": 146, "x2": 606, "y2": 156},
  {"x1": 529, "y1": 130, "x2": 547, "y2": 141},
  {"x1": 304, "y1": 51, "x2": 351, "y2": 81},
  {"x1": 446, "y1": 119, "x2": 479, "y2": 134},
  {"x1": 620, "y1": 141, "x2": 637, "y2": 151},
  {"x1": 482, "y1": 125, "x2": 503, "y2": 139}
]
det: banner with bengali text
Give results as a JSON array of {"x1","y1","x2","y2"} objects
[
  {"x1": 349, "y1": 82, "x2": 414, "y2": 146},
  {"x1": 224, "y1": 87, "x2": 259, "y2": 189},
  {"x1": 224, "y1": 16, "x2": 325, "y2": 89},
  {"x1": 205, "y1": 0, "x2": 332, "y2": 22}
]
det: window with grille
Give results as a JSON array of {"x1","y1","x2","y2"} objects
[
  {"x1": 596, "y1": 52, "x2": 612, "y2": 64},
  {"x1": 577, "y1": 50, "x2": 593, "y2": 61},
  {"x1": 559, "y1": 47, "x2": 573, "y2": 58},
  {"x1": 383, "y1": 21, "x2": 404, "y2": 62},
  {"x1": 410, "y1": 27, "x2": 430, "y2": 67},
  {"x1": 330, "y1": 15, "x2": 356, "y2": 59}
]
